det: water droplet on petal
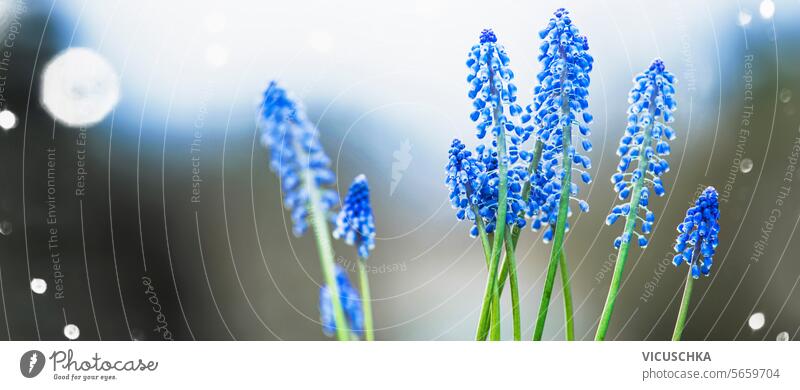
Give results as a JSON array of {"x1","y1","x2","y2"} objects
[
  {"x1": 30, "y1": 278, "x2": 47, "y2": 294},
  {"x1": 740, "y1": 158, "x2": 753, "y2": 173},
  {"x1": 64, "y1": 324, "x2": 80, "y2": 340},
  {"x1": 0, "y1": 220, "x2": 12, "y2": 235},
  {"x1": 776, "y1": 331, "x2": 790, "y2": 341},
  {"x1": 748, "y1": 312, "x2": 765, "y2": 331},
  {"x1": 41, "y1": 48, "x2": 120, "y2": 127},
  {"x1": 779, "y1": 88, "x2": 792, "y2": 103}
]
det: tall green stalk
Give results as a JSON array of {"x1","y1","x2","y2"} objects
[
  {"x1": 595, "y1": 101, "x2": 657, "y2": 341},
  {"x1": 474, "y1": 126, "x2": 508, "y2": 341},
  {"x1": 474, "y1": 43, "x2": 510, "y2": 341},
  {"x1": 558, "y1": 251, "x2": 574, "y2": 340},
  {"x1": 503, "y1": 229, "x2": 521, "y2": 340},
  {"x1": 476, "y1": 140, "x2": 541, "y2": 340},
  {"x1": 357, "y1": 261, "x2": 374, "y2": 341},
  {"x1": 478, "y1": 139, "x2": 574, "y2": 341},
  {"x1": 307, "y1": 174, "x2": 349, "y2": 341},
  {"x1": 472, "y1": 204, "x2": 493, "y2": 267},
  {"x1": 533, "y1": 120, "x2": 572, "y2": 341},
  {"x1": 672, "y1": 247, "x2": 700, "y2": 341},
  {"x1": 672, "y1": 267, "x2": 694, "y2": 341}
]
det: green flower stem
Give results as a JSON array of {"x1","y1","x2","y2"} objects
[
  {"x1": 472, "y1": 204, "x2": 493, "y2": 268},
  {"x1": 533, "y1": 111, "x2": 572, "y2": 341},
  {"x1": 498, "y1": 140, "x2": 544, "y2": 294},
  {"x1": 357, "y1": 260, "x2": 374, "y2": 341},
  {"x1": 672, "y1": 247, "x2": 700, "y2": 341},
  {"x1": 503, "y1": 229, "x2": 521, "y2": 341},
  {"x1": 475, "y1": 49, "x2": 510, "y2": 341},
  {"x1": 558, "y1": 250, "x2": 574, "y2": 341},
  {"x1": 476, "y1": 140, "x2": 543, "y2": 341},
  {"x1": 471, "y1": 203, "x2": 497, "y2": 331},
  {"x1": 474, "y1": 126, "x2": 508, "y2": 341},
  {"x1": 595, "y1": 105, "x2": 656, "y2": 341},
  {"x1": 307, "y1": 174, "x2": 349, "y2": 341},
  {"x1": 672, "y1": 267, "x2": 694, "y2": 341}
]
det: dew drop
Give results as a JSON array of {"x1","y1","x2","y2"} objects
[
  {"x1": 30, "y1": 278, "x2": 47, "y2": 294},
  {"x1": 64, "y1": 324, "x2": 80, "y2": 340},
  {"x1": 759, "y1": 0, "x2": 775, "y2": 19},
  {"x1": 776, "y1": 331, "x2": 790, "y2": 341},
  {"x1": 779, "y1": 88, "x2": 792, "y2": 103},
  {"x1": 740, "y1": 158, "x2": 753, "y2": 173},
  {"x1": 738, "y1": 10, "x2": 752, "y2": 26},
  {"x1": 748, "y1": 312, "x2": 765, "y2": 330},
  {"x1": 0, "y1": 220, "x2": 12, "y2": 235},
  {"x1": 41, "y1": 48, "x2": 120, "y2": 127},
  {"x1": 0, "y1": 109, "x2": 17, "y2": 130}
]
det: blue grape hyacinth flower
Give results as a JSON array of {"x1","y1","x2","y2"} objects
[
  {"x1": 472, "y1": 144, "x2": 529, "y2": 233},
  {"x1": 595, "y1": 60, "x2": 678, "y2": 341},
  {"x1": 446, "y1": 138, "x2": 482, "y2": 225},
  {"x1": 334, "y1": 175, "x2": 376, "y2": 259},
  {"x1": 530, "y1": 8, "x2": 595, "y2": 341},
  {"x1": 673, "y1": 187, "x2": 720, "y2": 278},
  {"x1": 320, "y1": 265, "x2": 364, "y2": 337},
  {"x1": 445, "y1": 139, "x2": 528, "y2": 237},
  {"x1": 525, "y1": 8, "x2": 594, "y2": 241},
  {"x1": 607, "y1": 59, "x2": 677, "y2": 249},
  {"x1": 466, "y1": 29, "x2": 530, "y2": 160},
  {"x1": 257, "y1": 81, "x2": 339, "y2": 236}
]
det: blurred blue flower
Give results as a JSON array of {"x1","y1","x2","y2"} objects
[
  {"x1": 673, "y1": 187, "x2": 720, "y2": 278},
  {"x1": 466, "y1": 29, "x2": 531, "y2": 160},
  {"x1": 334, "y1": 175, "x2": 376, "y2": 259},
  {"x1": 257, "y1": 81, "x2": 339, "y2": 236},
  {"x1": 524, "y1": 8, "x2": 594, "y2": 240},
  {"x1": 320, "y1": 265, "x2": 363, "y2": 337},
  {"x1": 607, "y1": 59, "x2": 677, "y2": 249}
]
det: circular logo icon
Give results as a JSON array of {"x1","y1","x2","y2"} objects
[{"x1": 20, "y1": 350, "x2": 45, "y2": 378}]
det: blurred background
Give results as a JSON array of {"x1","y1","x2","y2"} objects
[{"x1": 0, "y1": 0, "x2": 798, "y2": 341}]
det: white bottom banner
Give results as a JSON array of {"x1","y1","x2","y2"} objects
[{"x1": 0, "y1": 341, "x2": 796, "y2": 389}]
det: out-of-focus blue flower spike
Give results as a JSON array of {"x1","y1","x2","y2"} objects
[
  {"x1": 334, "y1": 175, "x2": 377, "y2": 260},
  {"x1": 320, "y1": 265, "x2": 364, "y2": 337},
  {"x1": 257, "y1": 81, "x2": 338, "y2": 236}
]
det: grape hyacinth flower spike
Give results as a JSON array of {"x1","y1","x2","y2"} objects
[
  {"x1": 672, "y1": 187, "x2": 720, "y2": 341},
  {"x1": 531, "y1": 8, "x2": 594, "y2": 341},
  {"x1": 257, "y1": 81, "x2": 339, "y2": 236},
  {"x1": 320, "y1": 265, "x2": 364, "y2": 339},
  {"x1": 257, "y1": 81, "x2": 349, "y2": 340},
  {"x1": 334, "y1": 175, "x2": 376, "y2": 340},
  {"x1": 466, "y1": 28, "x2": 527, "y2": 341},
  {"x1": 596, "y1": 59, "x2": 677, "y2": 340}
]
